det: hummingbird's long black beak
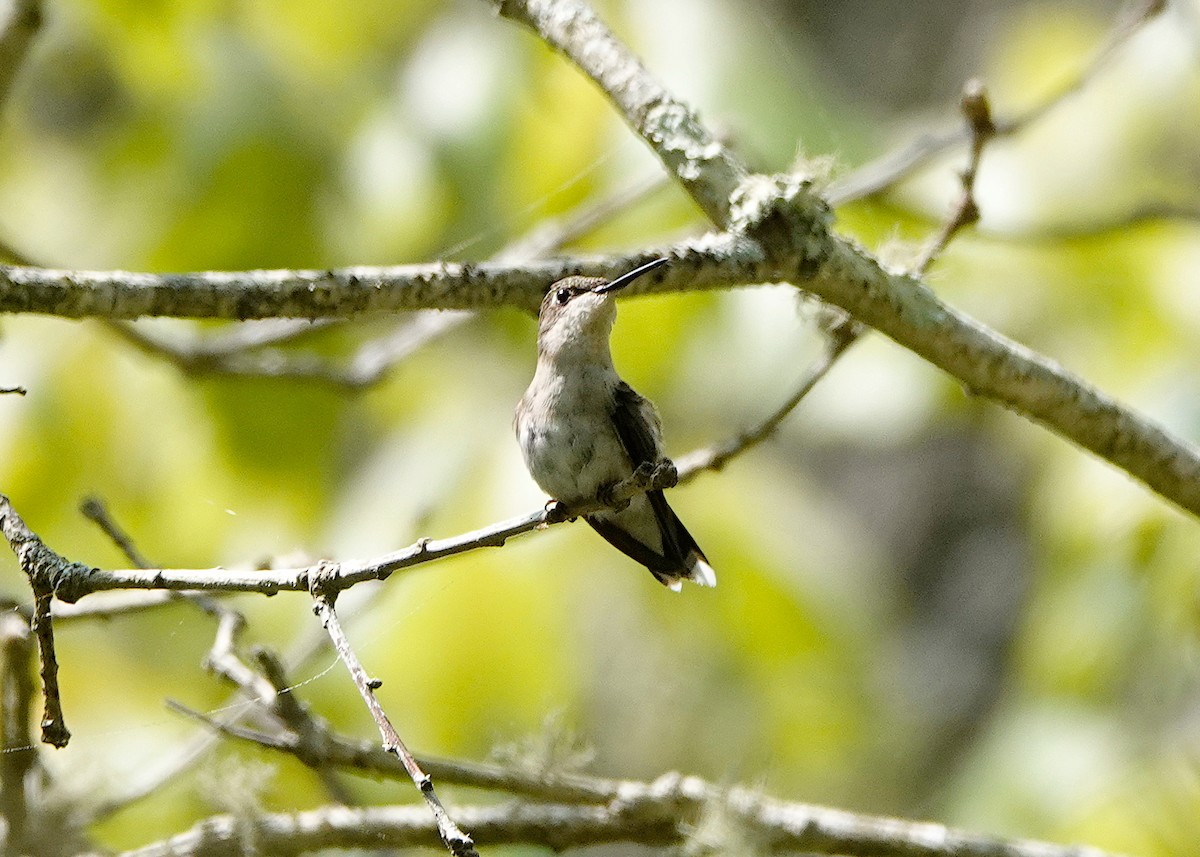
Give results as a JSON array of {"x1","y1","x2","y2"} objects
[{"x1": 593, "y1": 257, "x2": 669, "y2": 295}]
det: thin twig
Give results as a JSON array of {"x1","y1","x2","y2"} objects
[
  {"x1": 827, "y1": 0, "x2": 1167, "y2": 205},
  {"x1": 79, "y1": 496, "x2": 228, "y2": 618},
  {"x1": 676, "y1": 315, "x2": 862, "y2": 482},
  {"x1": 0, "y1": 386, "x2": 26, "y2": 396},
  {"x1": 79, "y1": 496, "x2": 154, "y2": 569},
  {"x1": 913, "y1": 79, "x2": 996, "y2": 276},
  {"x1": 177, "y1": 698, "x2": 625, "y2": 804},
  {"x1": 28, "y1": 593, "x2": 67, "y2": 747},
  {"x1": 0, "y1": 465, "x2": 683, "y2": 603},
  {"x1": 104, "y1": 313, "x2": 467, "y2": 390},
  {"x1": 310, "y1": 586, "x2": 478, "y2": 857}
]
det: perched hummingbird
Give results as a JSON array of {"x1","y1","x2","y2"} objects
[{"x1": 515, "y1": 257, "x2": 716, "y2": 591}]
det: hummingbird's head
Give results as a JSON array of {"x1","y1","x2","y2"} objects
[{"x1": 536, "y1": 258, "x2": 668, "y2": 359}]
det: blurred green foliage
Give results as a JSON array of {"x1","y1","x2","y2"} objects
[{"x1": 1, "y1": 0, "x2": 1200, "y2": 853}]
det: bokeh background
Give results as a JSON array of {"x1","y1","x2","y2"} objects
[{"x1": 2, "y1": 0, "x2": 1200, "y2": 853}]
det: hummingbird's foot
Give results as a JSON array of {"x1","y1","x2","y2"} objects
[
  {"x1": 651, "y1": 458, "x2": 678, "y2": 489},
  {"x1": 595, "y1": 480, "x2": 631, "y2": 512},
  {"x1": 544, "y1": 499, "x2": 575, "y2": 524}
]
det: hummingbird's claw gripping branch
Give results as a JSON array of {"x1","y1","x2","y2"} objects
[{"x1": 543, "y1": 500, "x2": 573, "y2": 524}]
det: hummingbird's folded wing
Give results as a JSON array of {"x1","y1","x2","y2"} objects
[
  {"x1": 609, "y1": 380, "x2": 664, "y2": 468},
  {"x1": 600, "y1": 381, "x2": 688, "y2": 568}
]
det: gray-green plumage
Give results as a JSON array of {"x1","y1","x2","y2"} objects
[{"x1": 514, "y1": 258, "x2": 715, "y2": 591}]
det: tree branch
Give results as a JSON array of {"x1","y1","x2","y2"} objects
[
  {"x1": 113, "y1": 776, "x2": 1131, "y2": 857},
  {"x1": 913, "y1": 80, "x2": 994, "y2": 276},
  {"x1": 675, "y1": 310, "x2": 862, "y2": 482},
  {"x1": 105, "y1": 311, "x2": 471, "y2": 390},
  {"x1": 0, "y1": 235, "x2": 762, "y2": 319}
]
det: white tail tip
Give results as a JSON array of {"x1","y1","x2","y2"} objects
[
  {"x1": 667, "y1": 578, "x2": 684, "y2": 593},
  {"x1": 689, "y1": 558, "x2": 717, "y2": 587}
]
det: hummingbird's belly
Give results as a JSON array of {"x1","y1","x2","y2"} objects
[{"x1": 519, "y1": 414, "x2": 630, "y2": 503}]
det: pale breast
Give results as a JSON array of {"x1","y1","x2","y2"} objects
[{"x1": 517, "y1": 366, "x2": 631, "y2": 503}]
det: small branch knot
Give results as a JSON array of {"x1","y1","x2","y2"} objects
[{"x1": 306, "y1": 559, "x2": 342, "y2": 604}]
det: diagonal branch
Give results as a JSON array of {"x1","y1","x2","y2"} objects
[
  {"x1": 675, "y1": 312, "x2": 862, "y2": 482},
  {"x1": 310, "y1": 586, "x2": 477, "y2": 857},
  {"x1": 489, "y1": 0, "x2": 1200, "y2": 522}
]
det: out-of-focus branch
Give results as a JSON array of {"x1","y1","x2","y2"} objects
[
  {"x1": 0, "y1": 0, "x2": 41, "y2": 113},
  {"x1": 178, "y1": 699, "x2": 621, "y2": 803},
  {"x1": 827, "y1": 0, "x2": 1167, "y2": 205},
  {"x1": 113, "y1": 773, "x2": 1131, "y2": 857},
  {"x1": 0, "y1": 608, "x2": 37, "y2": 852},
  {"x1": 94, "y1": 176, "x2": 666, "y2": 388},
  {"x1": 984, "y1": 201, "x2": 1200, "y2": 242},
  {"x1": 496, "y1": 175, "x2": 669, "y2": 262},
  {"x1": 105, "y1": 311, "x2": 469, "y2": 390}
]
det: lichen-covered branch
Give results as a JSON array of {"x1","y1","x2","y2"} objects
[{"x1": 0, "y1": 235, "x2": 762, "y2": 319}]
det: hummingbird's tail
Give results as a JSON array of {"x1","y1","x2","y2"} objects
[
  {"x1": 658, "y1": 542, "x2": 716, "y2": 592},
  {"x1": 585, "y1": 490, "x2": 717, "y2": 591}
]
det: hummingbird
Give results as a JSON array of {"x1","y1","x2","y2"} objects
[{"x1": 515, "y1": 257, "x2": 716, "y2": 591}]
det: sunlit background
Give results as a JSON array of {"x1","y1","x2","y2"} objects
[{"x1": 2, "y1": 0, "x2": 1200, "y2": 853}]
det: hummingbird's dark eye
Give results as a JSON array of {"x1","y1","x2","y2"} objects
[{"x1": 554, "y1": 288, "x2": 570, "y2": 305}]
